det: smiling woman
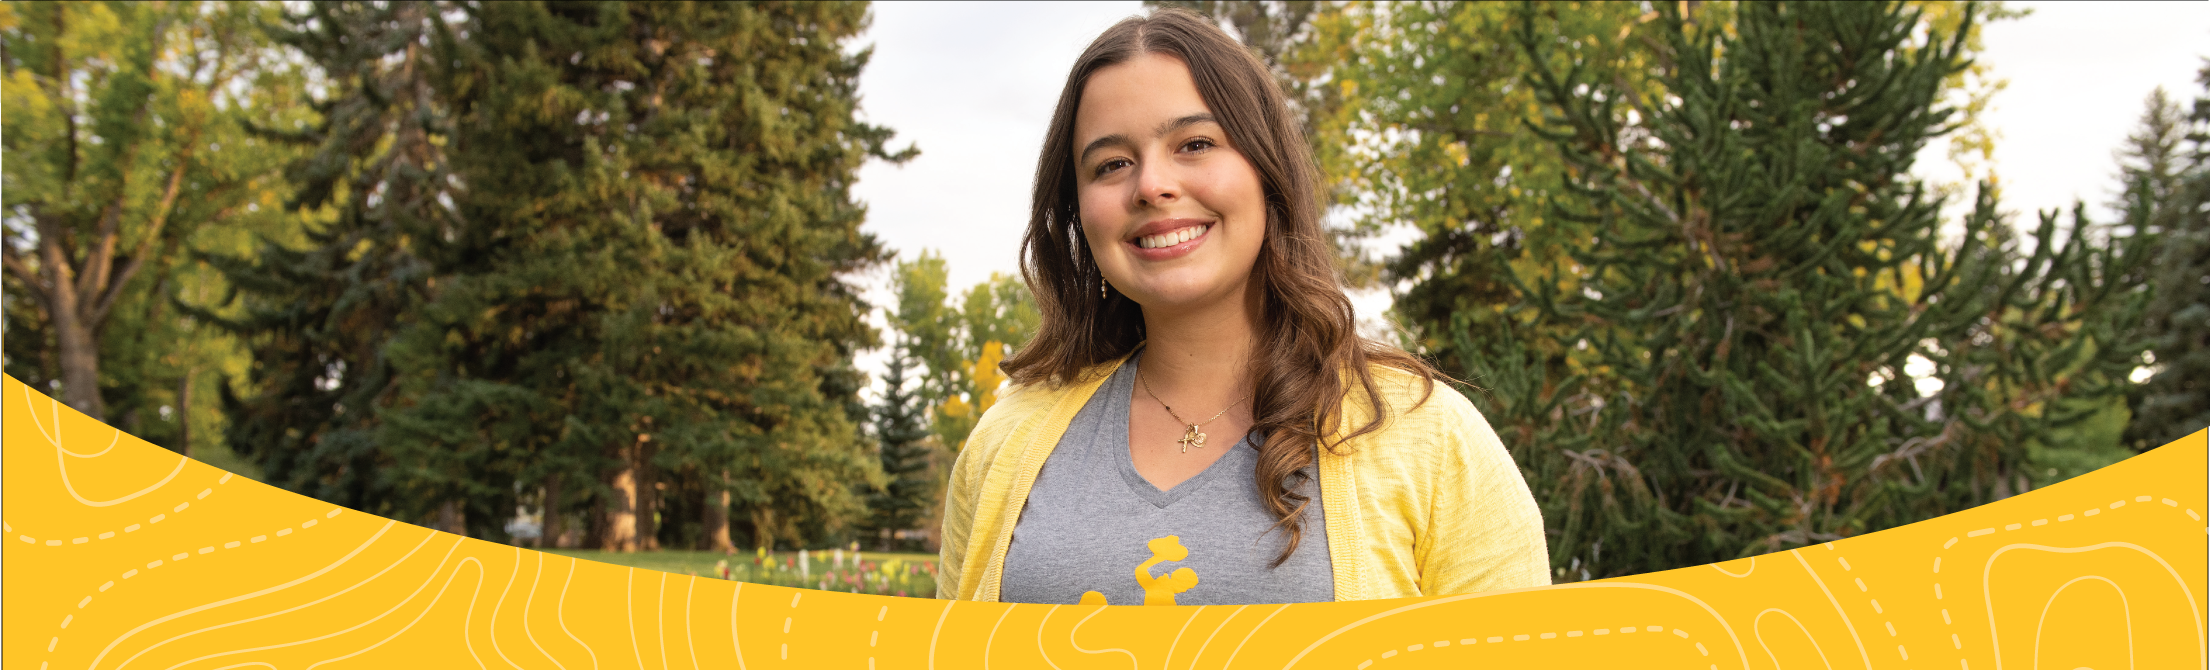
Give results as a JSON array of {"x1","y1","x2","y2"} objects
[{"x1": 934, "y1": 8, "x2": 1551, "y2": 606}]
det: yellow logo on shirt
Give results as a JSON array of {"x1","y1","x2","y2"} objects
[{"x1": 1079, "y1": 534, "x2": 1201, "y2": 606}]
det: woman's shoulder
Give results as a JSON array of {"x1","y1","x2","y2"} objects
[
  {"x1": 962, "y1": 382, "x2": 1049, "y2": 459},
  {"x1": 975, "y1": 379, "x2": 1052, "y2": 422},
  {"x1": 961, "y1": 359, "x2": 1119, "y2": 456},
  {"x1": 1344, "y1": 363, "x2": 1508, "y2": 468},
  {"x1": 1356, "y1": 363, "x2": 1484, "y2": 432}
]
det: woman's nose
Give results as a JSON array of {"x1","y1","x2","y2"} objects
[{"x1": 1135, "y1": 160, "x2": 1181, "y2": 206}]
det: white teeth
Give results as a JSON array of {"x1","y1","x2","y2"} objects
[{"x1": 1138, "y1": 225, "x2": 1206, "y2": 249}]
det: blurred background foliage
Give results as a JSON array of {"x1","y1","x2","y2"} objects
[{"x1": 4, "y1": 0, "x2": 2203, "y2": 586}]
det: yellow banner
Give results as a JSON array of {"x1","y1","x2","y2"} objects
[{"x1": 6, "y1": 373, "x2": 2203, "y2": 668}]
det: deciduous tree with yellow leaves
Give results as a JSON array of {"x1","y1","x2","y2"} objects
[
  {"x1": 2, "y1": 1, "x2": 308, "y2": 467},
  {"x1": 883, "y1": 253, "x2": 1036, "y2": 549}
]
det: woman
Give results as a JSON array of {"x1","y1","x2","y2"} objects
[{"x1": 936, "y1": 8, "x2": 1549, "y2": 605}]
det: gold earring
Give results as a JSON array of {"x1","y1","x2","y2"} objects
[{"x1": 1101, "y1": 277, "x2": 1108, "y2": 300}]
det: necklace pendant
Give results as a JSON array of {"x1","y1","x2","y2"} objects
[{"x1": 1177, "y1": 424, "x2": 1206, "y2": 453}]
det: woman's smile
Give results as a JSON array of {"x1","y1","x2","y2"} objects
[
  {"x1": 1073, "y1": 51, "x2": 1266, "y2": 310},
  {"x1": 975, "y1": 7, "x2": 1550, "y2": 607},
  {"x1": 1128, "y1": 218, "x2": 1214, "y2": 259}
]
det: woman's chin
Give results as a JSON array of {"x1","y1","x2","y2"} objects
[{"x1": 1121, "y1": 276, "x2": 1248, "y2": 313}]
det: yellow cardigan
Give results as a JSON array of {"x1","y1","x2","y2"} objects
[{"x1": 936, "y1": 354, "x2": 1552, "y2": 602}]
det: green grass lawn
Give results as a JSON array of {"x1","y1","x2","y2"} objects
[{"x1": 542, "y1": 548, "x2": 940, "y2": 597}]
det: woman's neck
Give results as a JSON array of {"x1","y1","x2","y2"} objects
[{"x1": 1134, "y1": 281, "x2": 1261, "y2": 411}]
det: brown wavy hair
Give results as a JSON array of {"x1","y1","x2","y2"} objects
[{"x1": 1001, "y1": 7, "x2": 1439, "y2": 567}]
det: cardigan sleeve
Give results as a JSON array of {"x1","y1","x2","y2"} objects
[
  {"x1": 935, "y1": 433, "x2": 982, "y2": 600},
  {"x1": 934, "y1": 381, "x2": 1035, "y2": 600},
  {"x1": 1414, "y1": 389, "x2": 1553, "y2": 595}
]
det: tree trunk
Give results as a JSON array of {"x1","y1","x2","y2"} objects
[
  {"x1": 704, "y1": 470, "x2": 734, "y2": 554},
  {"x1": 53, "y1": 299, "x2": 103, "y2": 420},
  {"x1": 634, "y1": 437, "x2": 659, "y2": 551},
  {"x1": 176, "y1": 367, "x2": 195, "y2": 457},
  {"x1": 605, "y1": 450, "x2": 639, "y2": 552},
  {"x1": 13, "y1": 45, "x2": 209, "y2": 422},
  {"x1": 437, "y1": 499, "x2": 465, "y2": 536},
  {"x1": 584, "y1": 495, "x2": 608, "y2": 550},
  {"x1": 543, "y1": 478, "x2": 566, "y2": 549},
  {"x1": 750, "y1": 506, "x2": 776, "y2": 552}
]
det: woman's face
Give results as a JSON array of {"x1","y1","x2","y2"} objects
[{"x1": 1072, "y1": 52, "x2": 1267, "y2": 315}]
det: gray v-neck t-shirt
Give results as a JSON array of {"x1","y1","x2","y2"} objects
[{"x1": 999, "y1": 352, "x2": 1333, "y2": 605}]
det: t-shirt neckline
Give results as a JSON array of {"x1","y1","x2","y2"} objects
[{"x1": 1106, "y1": 350, "x2": 1255, "y2": 509}]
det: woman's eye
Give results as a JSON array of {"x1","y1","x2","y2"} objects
[
  {"x1": 1182, "y1": 138, "x2": 1215, "y2": 152},
  {"x1": 1094, "y1": 157, "x2": 1131, "y2": 176}
]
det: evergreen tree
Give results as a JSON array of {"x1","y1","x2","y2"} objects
[
  {"x1": 189, "y1": 0, "x2": 453, "y2": 515},
  {"x1": 374, "y1": 1, "x2": 902, "y2": 547},
  {"x1": 1485, "y1": 1, "x2": 2150, "y2": 580},
  {"x1": 2124, "y1": 65, "x2": 2210, "y2": 450},
  {"x1": 866, "y1": 335, "x2": 933, "y2": 550}
]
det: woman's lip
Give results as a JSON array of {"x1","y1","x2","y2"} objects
[
  {"x1": 1129, "y1": 217, "x2": 1215, "y2": 239},
  {"x1": 1126, "y1": 223, "x2": 1209, "y2": 261}
]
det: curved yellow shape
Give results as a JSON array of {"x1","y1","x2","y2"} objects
[
  {"x1": 302, "y1": 555, "x2": 488, "y2": 670},
  {"x1": 1189, "y1": 604, "x2": 1247, "y2": 667},
  {"x1": 1224, "y1": 603, "x2": 1288, "y2": 667},
  {"x1": 28, "y1": 385, "x2": 188, "y2": 508},
  {"x1": 1753, "y1": 607, "x2": 1835, "y2": 670},
  {"x1": 2033, "y1": 576, "x2": 2132, "y2": 670},
  {"x1": 520, "y1": 551, "x2": 570, "y2": 670},
  {"x1": 565, "y1": 556, "x2": 603, "y2": 670},
  {"x1": 1982, "y1": 542, "x2": 2203, "y2": 670},
  {"x1": 1278, "y1": 580, "x2": 1753, "y2": 670},
  {"x1": 1065, "y1": 600, "x2": 1138, "y2": 666},
  {"x1": 5, "y1": 374, "x2": 2203, "y2": 670},
  {"x1": 1712, "y1": 556, "x2": 1756, "y2": 578},
  {"x1": 1033, "y1": 604, "x2": 1067, "y2": 670},
  {"x1": 1787, "y1": 549, "x2": 1873, "y2": 670},
  {"x1": 88, "y1": 520, "x2": 398, "y2": 670},
  {"x1": 1161, "y1": 605, "x2": 1206, "y2": 667},
  {"x1": 127, "y1": 530, "x2": 444, "y2": 670}
]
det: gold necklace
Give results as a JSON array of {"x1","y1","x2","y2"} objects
[{"x1": 1137, "y1": 365, "x2": 1250, "y2": 454}]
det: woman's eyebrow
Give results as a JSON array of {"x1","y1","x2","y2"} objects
[
  {"x1": 1078, "y1": 113, "x2": 1219, "y2": 165},
  {"x1": 1080, "y1": 133, "x2": 1134, "y2": 165},
  {"x1": 1153, "y1": 112, "x2": 1216, "y2": 137}
]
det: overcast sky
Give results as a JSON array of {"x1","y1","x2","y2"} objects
[
  {"x1": 846, "y1": 1, "x2": 2209, "y2": 396},
  {"x1": 1921, "y1": 2, "x2": 2210, "y2": 221}
]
